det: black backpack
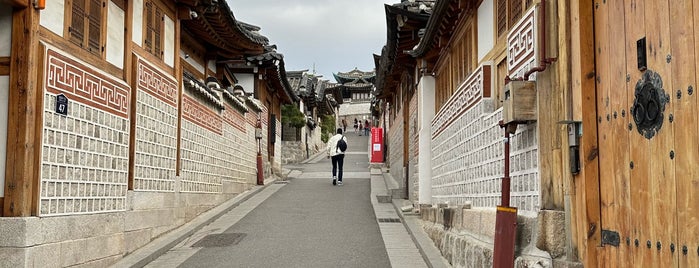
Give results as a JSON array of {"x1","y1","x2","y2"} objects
[{"x1": 336, "y1": 135, "x2": 347, "y2": 152}]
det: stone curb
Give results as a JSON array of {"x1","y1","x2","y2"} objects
[
  {"x1": 112, "y1": 180, "x2": 275, "y2": 268},
  {"x1": 391, "y1": 200, "x2": 450, "y2": 268}
]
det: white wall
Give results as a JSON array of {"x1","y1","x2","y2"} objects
[
  {"x1": 164, "y1": 16, "x2": 175, "y2": 67},
  {"x1": 106, "y1": 1, "x2": 125, "y2": 68},
  {"x1": 181, "y1": 49, "x2": 205, "y2": 74},
  {"x1": 41, "y1": 0, "x2": 65, "y2": 36},
  {"x1": 207, "y1": 60, "x2": 216, "y2": 73},
  {"x1": 477, "y1": 0, "x2": 495, "y2": 62},
  {"x1": 132, "y1": 0, "x2": 143, "y2": 45},
  {"x1": 235, "y1": 73, "x2": 255, "y2": 94}
]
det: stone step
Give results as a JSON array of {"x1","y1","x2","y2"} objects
[{"x1": 376, "y1": 194, "x2": 392, "y2": 203}]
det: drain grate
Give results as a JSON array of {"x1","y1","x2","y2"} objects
[
  {"x1": 274, "y1": 180, "x2": 289, "y2": 184},
  {"x1": 377, "y1": 218, "x2": 401, "y2": 223},
  {"x1": 191, "y1": 233, "x2": 246, "y2": 248}
]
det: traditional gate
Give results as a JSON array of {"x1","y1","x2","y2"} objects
[{"x1": 593, "y1": 0, "x2": 698, "y2": 267}]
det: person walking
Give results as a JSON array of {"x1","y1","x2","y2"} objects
[
  {"x1": 341, "y1": 119, "x2": 347, "y2": 133},
  {"x1": 326, "y1": 128, "x2": 347, "y2": 186},
  {"x1": 353, "y1": 118, "x2": 358, "y2": 134},
  {"x1": 364, "y1": 120, "x2": 370, "y2": 136}
]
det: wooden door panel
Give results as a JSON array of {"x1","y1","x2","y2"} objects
[
  {"x1": 608, "y1": 0, "x2": 632, "y2": 265},
  {"x1": 597, "y1": 0, "x2": 686, "y2": 266},
  {"x1": 673, "y1": 0, "x2": 699, "y2": 267},
  {"x1": 622, "y1": 0, "x2": 652, "y2": 266},
  {"x1": 595, "y1": 0, "x2": 619, "y2": 266},
  {"x1": 643, "y1": 0, "x2": 678, "y2": 266}
]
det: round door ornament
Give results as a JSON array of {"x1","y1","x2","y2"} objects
[{"x1": 631, "y1": 70, "x2": 669, "y2": 139}]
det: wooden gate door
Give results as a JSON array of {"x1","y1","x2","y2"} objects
[{"x1": 594, "y1": 0, "x2": 699, "y2": 267}]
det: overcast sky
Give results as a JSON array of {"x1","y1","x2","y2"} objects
[{"x1": 227, "y1": 0, "x2": 394, "y2": 81}]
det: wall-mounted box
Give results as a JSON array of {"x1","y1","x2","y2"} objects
[{"x1": 503, "y1": 81, "x2": 537, "y2": 124}]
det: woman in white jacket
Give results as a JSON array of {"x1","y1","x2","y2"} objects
[{"x1": 326, "y1": 128, "x2": 347, "y2": 185}]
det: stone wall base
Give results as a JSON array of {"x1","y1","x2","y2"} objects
[
  {"x1": 0, "y1": 187, "x2": 253, "y2": 267},
  {"x1": 419, "y1": 206, "x2": 582, "y2": 267}
]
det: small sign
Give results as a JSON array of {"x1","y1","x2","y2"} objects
[{"x1": 56, "y1": 94, "x2": 68, "y2": 115}]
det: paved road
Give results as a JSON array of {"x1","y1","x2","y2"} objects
[{"x1": 147, "y1": 133, "x2": 391, "y2": 268}]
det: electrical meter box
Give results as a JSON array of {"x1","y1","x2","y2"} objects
[{"x1": 503, "y1": 81, "x2": 537, "y2": 124}]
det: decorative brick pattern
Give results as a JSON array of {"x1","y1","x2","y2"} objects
[
  {"x1": 40, "y1": 93, "x2": 129, "y2": 216},
  {"x1": 432, "y1": 65, "x2": 491, "y2": 138},
  {"x1": 183, "y1": 95, "x2": 223, "y2": 135},
  {"x1": 46, "y1": 49, "x2": 130, "y2": 118},
  {"x1": 133, "y1": 60, "x2": 178, "y2": 192},
  {"x1": 431, "y1": 101, "x2": 539, "y2": 212},
  {"x1": 137, "y1": 58, "x2": 178, "y2": 107},
  {"x1": 222, "y1": 104, "x2": 247, "y2": 133},
  {"x1": 507, "y1": 7, "x2": 538, "y2": 79},
  {"x1": 181, "y1": 94, "x2": 225, "y2": 193}
]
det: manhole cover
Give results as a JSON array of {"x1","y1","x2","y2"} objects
[
  {"x1": 191, "y1": 233, "x2": 246, "y2": 248},
  {"x1": 377, "y1": 218, "x2": 401, "y2": 223}
]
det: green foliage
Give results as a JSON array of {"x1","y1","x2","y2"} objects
[
  {"x1": 320, "y1": 115, "x2": 336, "y2": 143},
  {"x1": 281, "y1": 104, "x2": 306, "y2": 128}
]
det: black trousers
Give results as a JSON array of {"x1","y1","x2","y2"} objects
[{"x1": 331, "y1": 154, "x2": 345, "y2": 181}]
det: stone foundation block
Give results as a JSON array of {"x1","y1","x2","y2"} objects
[
  {"x1": 536, "y1": 210, "x2": 566, "y2": 258},
  {"x1": 124, "y1": 208, "x2": 175, "y2": 231},
  {"x1": 124, "y1": 229, "x2": 152, "y2": 254},
  {"x1": 0, "y1": 217, "x2": 41, "y2": 247}
]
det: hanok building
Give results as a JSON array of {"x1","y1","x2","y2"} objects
[
  {"x1": 334, "y1": 68, "x2": 376, "y2": 132},
  {"x1": 376, "y1": 0, "x2": 699, "y2": 267},
  {"x1": 283, "y1": 70, "x2": 334, "y2": 163},
  {"x1": 0, "y1": 0, "x2": 294, "y2": 266}
]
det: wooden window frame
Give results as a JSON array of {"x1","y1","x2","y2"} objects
[
  {"x1": 67, "y1": 0, "x2": 106, "y2": 57},
  {"x1": 143, "y1": 0, "x2": 169, "y2": 60},
  {"x1": 496, "y1": 0, "x2": 533, "y2": 38}
]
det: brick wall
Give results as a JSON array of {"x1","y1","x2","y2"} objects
[
  {"x1": 431, "y1": 99, "x2": 539, "y2": 212},
  {"x1": 408, "y1": 93, "x2": 419, "y2": 202},
  {"x1": 133, "y1": 59, "x2": 178, "y2": 192},
  {"x1": 40, "y1": 49, "x2": 130, "y2": 216},
  {"x1": 388, "y1": 111, "x2": 404, "y2": 189}
]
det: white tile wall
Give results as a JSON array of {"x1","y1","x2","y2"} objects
[
  {"x1": 40, "y1": 94, "x2": 129, "y2": 216},
  {"x1": 431, "y1": 100, "x2": 539, "y2": 211}
]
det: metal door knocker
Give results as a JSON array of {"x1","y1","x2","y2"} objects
[{"x1": 631, "y1": 70, "x2": 668, "y2": 139}]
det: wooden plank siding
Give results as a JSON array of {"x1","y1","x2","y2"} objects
[
  {"x1": 570, "y1": 0, "x2": 600, "y2": 266},
  {"x1": 3, "y1": 6, "x2": 41, "y2": 216},
  {"x1": 538, "y1": 0, "x2": 566, "y2": 211}
]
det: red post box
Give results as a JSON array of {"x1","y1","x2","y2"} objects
[{"x1": 370, "y1": 127, "x2": 383, "y2": 163}]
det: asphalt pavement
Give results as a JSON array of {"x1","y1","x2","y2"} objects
[{"x1": 114, "y1": 132, "x2": 441, "y2": 268}]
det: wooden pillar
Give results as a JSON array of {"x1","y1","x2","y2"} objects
[
  {"x1": 3, "y1": 5, "x2": 41, "y2": 217},
  {"x1": 570, "y1": 0, "x2": 600, "y2": 266}
]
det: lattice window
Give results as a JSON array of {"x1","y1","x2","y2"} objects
[
  {"x1": 509, "y1": 0, "x2": 523, "y2": 27},
  {"x1": 69, "y1": 0, "x2": 103, "y2": 56},
  {"x1": 497, "y1": 0, "x2": 507, "y2": 36},
  {"x1": 497, "y1": 0, "x2": 532, "y2": 38},
  {"x1": 144, "y1": 0, "x2": 164, "y2": 59}
]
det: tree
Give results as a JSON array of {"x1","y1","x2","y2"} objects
[
  {"x1": 320, "y1": 114, "x2": 335, "y2": 143},
  {"x1": 281, "y1": 104, "x2": 306, "y2": 128}
]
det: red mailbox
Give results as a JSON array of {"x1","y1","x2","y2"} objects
[{"x1": 370, "y1": 127, "x2": 383, "y2": 163}]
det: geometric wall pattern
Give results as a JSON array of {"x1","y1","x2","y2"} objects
[
  {"x1": 431, "y1": 100, "x2": 540, "y2": 212},
  {"x1": 133, "y1": 59, "x2": 178, "y2": 192},
  {"x1": 40, "y1": 49, "x2": 131, "y2": 216}
]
